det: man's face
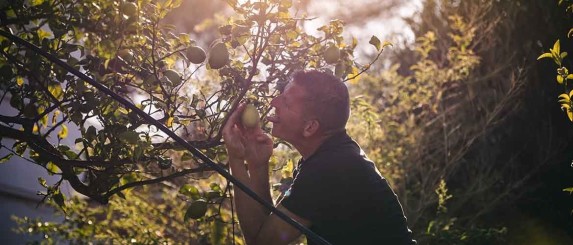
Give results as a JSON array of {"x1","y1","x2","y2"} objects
[{"x1": 267, "y1": 82, "x2": 310, "y2": 143}]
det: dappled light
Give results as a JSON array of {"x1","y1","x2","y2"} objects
[{"x1": 1, "y1": 0, "x2": 572, "y2": 244}]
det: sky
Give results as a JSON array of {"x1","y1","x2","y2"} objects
[{"x1": 302, "y1": 0, "x2": 423, "y2": 62}]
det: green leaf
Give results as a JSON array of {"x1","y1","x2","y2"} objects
[
  {"x1": 181, "y1": 152, "x2": 194, "y2": 161},
  {"x1": 166, "y1": 116, "x2": 174, "y2": 128},
  {"x1": 14, "y1": 142, "x2": 27, "y2": 155},
  {"x1": 568, "y1": 28, "x2": 573, "y2": 38},
  {"x1": 382, "y1": 41, "x2": 394, "y2": 49},
  {"x1": 184, "y1": 199, "x2": 208, "y2": 221},
  {"x1": 46, "y1": 162, "x2": 60, "y2": 174},
  {"x1": 553, "y1": 39, "x2": 561, "y2": 55},
  {"x1": 120, "y1": 173, "x2": 138, "y2": 186},
  {"x1": 48, "y1": 84, "x2": 63, "y2": 100},
  {"x1": 0, "y1": 153, "x2": 13, "y2": 164},
  {"x1": 348, "y1": 66, "x2": 361, "y2": 84},
  {"x1": 37, "y1": 29, "x2": 52, "y2": 41},
  {"x1": 116, "y1": 107, "x2": 129, "y2": 115},
  {"x1": 179, "y1": 184, "x2": 201, "y2": 200},
  {"x1": 558, "y1": 93, "x2": 570, "y2": 103},
  {"x1": 30, "y1": 0, "x2": 45, "y2": 6},
  {"x1": 86, "y1": 126, "x2": 97, "y2": 141},
  {"x1": 537, "y1": 52, "x2": 552, "y2": 60},
  {"x1": 351, "y1": 36, "x2": 358, "y2": 48},
  {"x1": 133, "y1": 145, "x2": 143, "y2": 160},
  {"x1": 58, "y1": 125, "x2": 68, "y2": 139},
  {"x1": 567, "y1": 74, "x2": 573, "y2": 80},
  {"x1": 38, "y1": 177, "x2": 47, "y2": 188},
  {"x1": 280, "y1": 0, "x2": 292, "y2": 8},
  {"x1": 210, "y1": 183, "x2": 222, "y2": 192},
  {"x1": 286, "y1": 30, "x2": 298, "y2": 40},
  {"x1": 178, "y1": 33, "x2": 191, "y2": 44},
  {"x1": 119, "y1": 131, "x2": 140, "y2": 144},
  {"x1": 563, "y1": 187, "x2": 573, "y2": 193},
  {"x1": 16, "y1": 77, "x2": 24, "y2": 87},
  {"x1": 5, "y1": 9, "x2": 16, "y2": 18},
  {"x1": 557, "y1": 75, "x2": 564, "y2": 84},
  {"x1": 53, "y1": 191, "x2": 65, "y2": 209},
  {"x1": 369, "y1": 35, "x2": 381, "y2": 51},
  {"x1": 562, "y1": 52, "x2": 568, "y2": 59}
]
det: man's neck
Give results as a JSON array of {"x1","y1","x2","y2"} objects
[{"x1": 294, "y1": 134, "x2": 330, "y2": 160}]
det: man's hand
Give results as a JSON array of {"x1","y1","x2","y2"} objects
[
  {"x1": 244, "y1": 127, "x2": 273, "y2": 170},
  {"x1": 222, "y1": 103, "x2": 273, "y2": 165},
  {"x1": 222, "y1": 104, "x2": 247, "y2": 161}
]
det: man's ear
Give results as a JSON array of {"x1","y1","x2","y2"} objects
[{"x1": 302, "y1": 119, "x2": 320, "y2": 137}]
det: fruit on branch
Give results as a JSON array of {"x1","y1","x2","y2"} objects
[
  {"x1": 186, "y1": 46, "x2": 206, "y2": 64},
  {"x1": 120, "y1": 2, "x2": 138, "y2": 18},
  {"x1": 324, "y1": 44, "x2": 341, "y2": 64},
  {"x1": 208, "y1": 42, "x2": 229, "y2": 69},
  {"x1": 241, "y1": 104, "x2": 260, "y2": 128},
  {"x1": 163, "y1": 69, "x2": 182, "y2": 86}
]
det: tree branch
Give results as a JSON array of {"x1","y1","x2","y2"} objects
[{"x1": 103, "y1": 163, "x2": 219, "y2": 199}]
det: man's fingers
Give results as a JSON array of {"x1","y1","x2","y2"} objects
[
  {"x1": 223, "y1": 103, "x2": 247, "y2": 133},
  {"x1": 230, "y1": 103, "x2": 247, "y2": 122},
  {"x1": 255, "y1": 133, "x2": 273, "y2": 145}
]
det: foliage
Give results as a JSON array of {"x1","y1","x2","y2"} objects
[
  {"x1": 7, "y1": 0, "x2": 572, "y2": 244},
  {"x1": 421, "y1": 179, "x2": 507, "y2": 245},
  {"x1": 539, "y1": 0, "x2": 573, "y2": 214},
  {"x1": 344, "y1": 0, "x2": 573, "y2": 243},
  {"x1": 538, "y1": 0, "x2": 573, "y2": 122},
  {"x1": 344, "y1": 0, "x2": 548, "y2": 243},
  {"x1": 13, "y1": 184, "x2": 240, "y2": 244},
  {"x1": 1, "y1": 0, "x2": 387, "y2": 243}
]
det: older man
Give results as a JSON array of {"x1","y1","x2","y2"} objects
[{"x1": 223, "y1": 70, "x2": 415, "y2": 245}]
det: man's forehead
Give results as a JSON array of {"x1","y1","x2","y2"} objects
[{"x1": 282, "y1": 82, "x2": 306, "y2": 97}]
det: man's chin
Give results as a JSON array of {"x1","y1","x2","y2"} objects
[{"x1": 270, "y1": 126, "x2": 281, "y2": 138}]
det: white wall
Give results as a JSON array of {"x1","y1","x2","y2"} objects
[{"x1": 0, "y1": 102, "x2": 75, "y2": 243}]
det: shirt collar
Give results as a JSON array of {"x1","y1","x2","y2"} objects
[{"x1": 302, "y1": 130, "x2": 351, "y2": 162}]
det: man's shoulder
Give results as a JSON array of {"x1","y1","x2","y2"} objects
[{"x1": 312, "y1": 140, "x2": 371, "y2": 165}]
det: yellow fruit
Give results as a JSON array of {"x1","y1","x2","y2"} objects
[
  {"x1": 121, "y1": 2, "x2": 138, "y2": 18},
  {"x1": 187, "y1": 46, "x2": 206, "y2": 64},
  {"x1": 185, "y1": 199, "x2": 208, "y2": 220},
  {"x1": 163, "y1": 69, "x2": 181, "y2": 86},
  {"x1": 241, "y1": 104, "x2": 260, "y2": 128},
  {"x1": 324, "y1": 45, "x2": 340, "y2": 64},
  {"x1": 208, "y1": 42, "x2": 229, "y2": 69}
]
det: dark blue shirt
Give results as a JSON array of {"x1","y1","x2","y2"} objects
[{"x1": 281, "y1": 131, "x2": 416, "y2": 245}]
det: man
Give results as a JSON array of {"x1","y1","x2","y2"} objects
[{"x1": 222, "y1": 70, "x2": 415, "y2": 245}]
